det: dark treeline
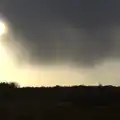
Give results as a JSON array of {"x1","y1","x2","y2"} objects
[{"x1": 0, "y1": 82, "x2": 120, "y2": 119}]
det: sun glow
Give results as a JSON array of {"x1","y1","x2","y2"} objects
[
  {"x1": 0, "y1": 21, "x2": 7, "y2": 36},
  {"x1": 0, "y1": 20, "x2": 14, "y2": 81}
]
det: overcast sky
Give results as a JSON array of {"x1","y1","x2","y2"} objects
[{"x1": 0, "y1": 0, "x2": 120, "y2": 86}]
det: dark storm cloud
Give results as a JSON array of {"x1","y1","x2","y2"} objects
[{"x1": 1, "y1": 0, "x2": 120, "y2": 66}]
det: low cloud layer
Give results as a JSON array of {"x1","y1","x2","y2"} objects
[{"x1": 1, "y1": 0, "x2": 120, "y2": 67}]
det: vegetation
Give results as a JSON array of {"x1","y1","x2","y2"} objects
[{"x1": 0, "y1": 82, "x2": 120, "y2": 119}]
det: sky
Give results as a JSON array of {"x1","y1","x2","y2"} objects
[{"x1": 0, "y1": 0, "x2": 120, "y2": 86}]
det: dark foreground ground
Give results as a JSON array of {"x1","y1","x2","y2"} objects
[{"x1": 0, "y1": 83, "x2": 120, "y2": 120}]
